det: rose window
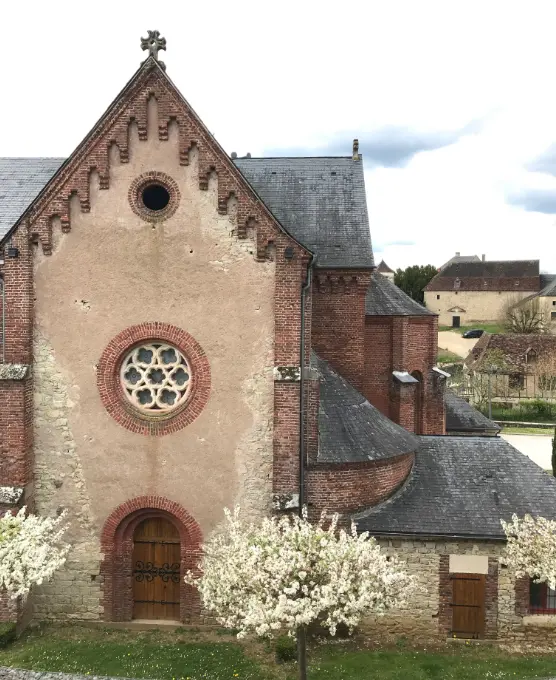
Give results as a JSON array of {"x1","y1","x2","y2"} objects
[{"x1": 120, "y1": 343, "x2": 191, "y2": 413}]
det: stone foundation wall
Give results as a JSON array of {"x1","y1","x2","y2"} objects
[
  {"x1": 32, "y1": 332, "x2": 102, "y2": 621},
  {"x1": 360, "y1": 538, "x2": 556, "y2": 647}
]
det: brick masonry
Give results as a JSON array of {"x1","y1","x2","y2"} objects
[{"x1": 306, "y1": 454, "x2": 414, "y2": 520}]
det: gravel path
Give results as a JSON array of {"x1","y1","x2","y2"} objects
[
  {"x1": 0, "y1": 670, "x2": 141, "y2": 680},
  {"x1": 501, "y1": 433, "x2": 553, "y2": 470},
  {"x1": 437, "y1": 331, "x2": 479, "y2": 359}
]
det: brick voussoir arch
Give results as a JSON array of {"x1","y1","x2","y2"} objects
[
  {"x1": 101, "y1": 496, "x2": 203, "y2": 623},
  {"x1": 97, "y1": 323, "x2": 211, "y2": 436}
]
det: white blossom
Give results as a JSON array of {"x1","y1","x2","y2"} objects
[
  {"x1": 501, "y1": 514, "x2": 556, "y2": 588},
  {"x1": 185, "y1": 507, "x2": 415, "y2": 638},
  {"x1": 0, "y1": 507, "x2": 70, "y2": 599}
]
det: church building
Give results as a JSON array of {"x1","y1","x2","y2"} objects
[{"x1": 1, "y1": 34, "x2": 556, "y2": 643}]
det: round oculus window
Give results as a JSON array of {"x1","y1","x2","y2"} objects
[
  {"x1": 142, "y1": 184, "x2": 170, "y2": 212},
  {"x1": 120, "y1": 343, "x2": 191, "y2": 414},
  {"x1": 128, "y1": 172, "x2": 180, "y2": 222}
]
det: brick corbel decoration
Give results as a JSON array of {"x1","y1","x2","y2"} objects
[
  {"x1": 97, "y1": 323, "x2": 211, "y2": 436},
  {"x1": 100, "y1": 496, "x2": 203, "y2": 623}
]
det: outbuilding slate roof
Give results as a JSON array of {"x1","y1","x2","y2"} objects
[
  {"x1": 539, "y1": 274, "x2": 556, "y2": 297},
  {"x1": 466, "y1": 333, "x2": 556, "y2": 372},
  {"x1": 444, "y1": 390, "x2": 500, "y2": 434},
  {"x1": 365, "y1": 272, "x2": 435, "y2": 316},
  {"x1": 0, "y1": 158, "x2": 64, "y2": 239},
  {"x1": 313, "y1": 353, "x2": 419, "y2": 463},
  {"x1": 426, "y1": 260, "x2": 541, "y2": 292},
  {"x1": 234, "y1": 157, "x2": 374, "y2": 269},
  {"x1": 354, "y1": 435, "x2": 556, "y2": 538},
  {"x1": 377, "y1": 259, "x2": 394, "y2": 274}
]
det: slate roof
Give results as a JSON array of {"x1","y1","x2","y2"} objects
[
  {"x1": 354, "y1": 435, "x2": 556, "y2": 538},
  {"x1": 0, "y1": 156, "x2": 375, "y2": 270},
  {"x1": 377, "y1": 259, "x2": 394, "y2": 274},
  {"x1": 440, "y1": 253, "x2": 481, "y2": 270},
  {"x1": 0, "y1": 158, "x2": 64, "y2": 239},
  {"x1": 234, "y1": 157, "x2": 374, "y2": 269},
  {"x1": 426, "y1": 260, "x2": 541, "y2": 292},
  {"x1": 444, "y1": 390, "x2": 500, "y2": 435},
  {"x1": 365, "y1": 272, "x2": 435, "y2": 316},
  {"x1": 539, "y1": 274, "x2": 556, "y2": 297},
  {"x1": 313, "y1": 353, "x2": 419, "y2": 463},
  {"x1": 466, "y1": 333, "x2": 556, "y2": 372}
]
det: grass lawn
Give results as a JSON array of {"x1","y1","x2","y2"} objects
[
  {"x1": 438, "y1": 323, "x2": 504, "y2": 335},
  {"x1": 437, "y1": 349, "x2": 462, "y2": 364},
  {"x1": 501, "y1": 425, "x2": 554, "y2": 435},
  {"x1": 3, "y1": 625, "x2": 556, "y2": 680}
]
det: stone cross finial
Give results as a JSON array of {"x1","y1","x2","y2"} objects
[
  {"x1": 141, "y1": 31, "x2": 167, "y2": 70},
  {"x1": 352, "y1": 138, "x2": 360, "y2": 161}
]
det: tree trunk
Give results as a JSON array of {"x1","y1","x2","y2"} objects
[
  {"x1": 552, "y1": 426, "x2": 556, "y2": 478},
  {"x1": 297, "y1": 626, "x2": 308, "y2": 680}
]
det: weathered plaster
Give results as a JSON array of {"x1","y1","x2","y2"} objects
[{"x1": 32, "y1": 101, "x2": 276, "y2": 619}]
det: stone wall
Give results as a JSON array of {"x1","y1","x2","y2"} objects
[
  {"x1": 424, "y1": 290, "x2": 534, "y2": 326},
  {"x1": 360, "y1": 538, "x2": 556, "y2": 646},
  {"x1": 33, "y1": 331, "x2": 102, "y2": 621}
]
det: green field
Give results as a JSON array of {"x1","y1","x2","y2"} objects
[{"x1": 438, "y1": 323, "x2": 504, "y2": 335}]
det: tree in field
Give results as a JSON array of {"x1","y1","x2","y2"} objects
[
  {"x1": 468, "y1": 348, "x2": 511, "y2": 411},
  {"x1": 394, "y1": 264, "x2": 438, "y2": 304},
  {"x1": 502, "y1": 514, "x2": 556, "y2": 588},
  {"x1": 185, "y1": 507, "x2": 414, "y2": 680},
  {"x1": 552, "y1": 427, "x2": 556, "y2": 478},
  {"x1": 501, "y1": 297, "x2": 549, "y2": 335},
  {"x1": 0, "y1": 508, "x2": 69, "y2": 598}
]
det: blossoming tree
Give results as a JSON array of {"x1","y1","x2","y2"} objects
[
  {"x1": 186, "y1": 507, "x2": 415, "y2": 680},
  {"x1": 502, "y1": 514, "x2": 556, "y2": 590},
  {"x1": 0, "y1": 508, "x2": 70, "y2": 599}
]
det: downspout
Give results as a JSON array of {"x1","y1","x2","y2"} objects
[
  {"x1": 298, "y1": 255, "x2": 315, "y2": 517},
  {"x1": 0, "y1": 276, "x2": 5, "y2": 364}
]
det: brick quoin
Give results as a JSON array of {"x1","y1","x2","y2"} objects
[{"x1": 100, "y1": 496, "x2": 203, "y2": 623}]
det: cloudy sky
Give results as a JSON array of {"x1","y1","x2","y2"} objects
[{"x1": 3, "y1": 1, "x2": 556, "y2": 272}]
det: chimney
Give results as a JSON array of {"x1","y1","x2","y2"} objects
[
  {"x1": 246, "y1": 152, "x2": 251, "y2": 158},
  {"x1": 352, "y1": 139, "x2": 360, "y2": 161},
  {"x1": 482, "y1": 254, "x2": 486, "y2": 262},
  {"x1": 231, "y1": 151, "x2": 237, "y2": 159},
  {"x1": 456, "y1": 252, "x2": 460, "y2": 257}
]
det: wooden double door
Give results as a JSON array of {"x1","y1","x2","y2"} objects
[
  {"x1": 132, "y1": 518, "x2": 181, "y2": 621},
  {"x1": 451, "y1": 573, "x2": 486, "y2": 638}
]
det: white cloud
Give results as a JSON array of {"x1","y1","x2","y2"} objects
[{"x1": 2, "y1": 0, "x2": 556, "y2": 270}]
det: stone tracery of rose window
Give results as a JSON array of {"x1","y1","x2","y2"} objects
[{"x1": 120, "y1": 343, "x2": 191, "y2": 413}]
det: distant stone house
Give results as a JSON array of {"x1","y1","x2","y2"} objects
[
  {"x1": 424, "y1": 260, "x2": 541, "y2": 327},
  {"x1": 465, "y1": 333, "x2": 556, "y2": 404},
  {"x1": 516, "y1": 274, "x2": 556, "y2": 329}
]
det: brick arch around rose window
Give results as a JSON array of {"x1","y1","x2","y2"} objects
[{"x1": 100, "y1": 496, "x2": 203, "y2": 623}]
